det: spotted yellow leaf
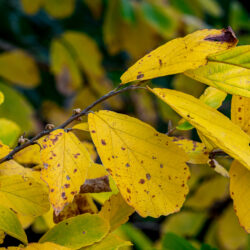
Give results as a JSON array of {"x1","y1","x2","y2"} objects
[
  {"x1": 88, "y1": 110, "x2": 190, "y2": 218},
  {"x1": 231, "y1": 95, "x2": 250, "y2": 134},
  {"x1": 40, "y1": 129, "x2": 92, "y2": 215},
  {"x1": 230, "y1": 161, "x2": 250, "y2": 233},
  {"x1": 0, "y1": 50, "x2": 40, "y2": 88},
  {"x1": 0, "y1": 175, "x2": 49, "y2": 216},
  {"x1": 150, "y1": 88, "x2": 250, "y2": 170},
  {"x1": 121, "y1": 28, "x2": 237, "y2": 83}
]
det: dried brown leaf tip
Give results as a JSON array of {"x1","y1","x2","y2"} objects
[{"x1": 204, "y1": 26, "x2": 238, "y2": 46}]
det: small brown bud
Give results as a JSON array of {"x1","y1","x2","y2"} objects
[
  {"x1": 18, "y1": 136, "x2": 29, "y2": 144},
  {"x1": 45, "y1": 124, "x2": 55, "y2": 130},
  {"x1": 73, "y1": 108, "x2": 81, "y2": 115},
  {"x1": 77, "y1": 117, "x2": 83, "y2": 121}
]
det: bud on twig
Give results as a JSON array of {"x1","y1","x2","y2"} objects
[
  {"x1": 73, "y1": 108, "x2": 81, "y2": 115},
  {"x1": 45, "y1": 124, "x2": 55, "y2": 130},
  {"x1": 18, "y1": 135, "x2": 29, "y2": 145}
]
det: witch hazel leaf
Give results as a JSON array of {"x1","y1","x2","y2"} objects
[
  {"x1": 99, "y1": 193, "x2": 134, "y2": 232},
  {"x1": 0, "y1": 91, "x2": 3, "y2": 105},
  {"x1": 121, "y1": 27, "x2": 237, "y2": 84},
  {"x1": 185, "y1": 46, "x2": 250, "y2": 97},
  {"x1": 0, "y1": 205, "x2": 28, "y2": 245},
  {"x1": 150, "y1": 88, "x2": 250, "y2": 170},
  {"x1": 230, "y1": 161, "x2": 250, "y2": 233},
  {"x1": 40, "y1": 129, "x2": 92, "y2": 215},
  {"x1": 88, "y1": 110, "x2": 190, "y2": 218}
]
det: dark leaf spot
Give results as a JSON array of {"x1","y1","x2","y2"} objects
[
  {"x1": 101, "y1": 139, "x2": 106, "y2": 145},
  {"x1": 137, "y1": 73, "x2": 144, "y2": 80},
  {"x1": 146, "y1": 173, "x2": 151, "y2": 180},
  {"x1": 139, "y1": 179, "x2": 145, "y2": 184}
]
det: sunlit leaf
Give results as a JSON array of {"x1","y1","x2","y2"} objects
[
  {"x1": 177, "y1": 87, "x2": 227, "y2": 130},
  {"x1": 88, "y1": 110, "x2": 190, "y2": 217},
  {"x1": 99, "y1": 193, "x2": 134, "y2": 232},
  {"x1": 0, "y1": 81, "x2": 36, "y2": 133},
  {"x1": 40, "y1": 129, "x2": 92, "y2": 215},
  {"x1": 43, "y1": 0, "x2": 75, "y2": 18},
  {"x1": 0, "y1": 118, "x2": 21, "y2": 147},
  {"x1": 150, "y1": 88, "x2": 250, "y2": 170},
  {"x1": 0, "y1": 175, "x2": 49, "y2": 216},
  {"x1": 87, "y1": 163, "x2": 108, "y2": 179},
  {"x1": 185, "y1": 46, "x2": 250, "y2": 97},
  {"x1": 0, "y1": 50, "x2": 40, "y2": 88},
  {"x1": 13, "y1": 144, "x2": 42, "y2": 166},
  {"x1": 230, "y1": 161, "x2": 250, "y2": 233},
  {"x1": 39, "y1": 214, "x2": 110, "y2": 248},
  {"x1": 0, "y1": 205, "x2": 27, "y2": 244},
  {"x1": 121, "y1": 28, "x2": 237, "y2": 83},
  {"x1": 72, "y1": 122, "x2": 89, "y2": 132},
  {"x1": 207, "y1": 45, "x2": 250, "y2": 69},
  {"x1": 231, "y1": 95, "x2": 250, "y2": 134},
  {"x1": 171, "y1": 137, "x2": 209, "y2": 164},
  {"x1": 21, "y1": 0, "x2": 43, "y2": 15}
]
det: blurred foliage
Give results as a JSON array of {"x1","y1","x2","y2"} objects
[{"x1": 0, "y1": 0, "x2": 249, "y2": 249}]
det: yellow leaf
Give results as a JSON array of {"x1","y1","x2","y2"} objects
[
  {"x1": 185, "y1": 176, "x2": 228, "y2": 209},
  {"x1": 43, "y1": 0, "x2": 75, "y2": 18},
  {"x1": 0, "y1": 91, "x2": 4, "y2": 105},
  {"x1": 26, "y1": 242, "x2": 71, "y2": 250},
  {"x1": 150, "y1": 88, "x2": 250, "y2": 170},
  {"x1": 54, "y1": 194, "x2": 98, "y2": 224},
  {"x1": 217, "y1": 205, "x2": 248, "y2": 249},
  {"x1": 0, "y1": 141, "x2": 11, "y2": 159},
  {"x1": 121, "y1": 28, "x2": 237, "y2": 84},
  {"x1": 230, "y1": 161, "x2": 250, "y2": 233},
  {"x1": 40, "y1": 129, "x2": 91, "y2": 215},
  {"x1": 171, "y1": 137, "x2": 209, "y2": 164},
  {"x1": 0, "y1": 118, "x2": 21, "y2": 147},
  {"x1": 83, "y1": 141, "x2": 97, "y2": 162},
  {"x1": 62, "y1": 31, "x2": 104, "y2": 79},
  {"x1": 88, "y1": 110, "x2": 190, "y2": 217},
  {"x1": 87, "y1": 163, "x2": 108, "y2": 179},
  {"x1": 99, "y1": 193, "x2": 134, "y2": 232},
  {"x1": 72, "y1": 122, "x2": 89, "y2": 132},
  {"x1": 14, "y1": 144, "x2": 42, "y2": 166},
  {"x1": 0, "y1": 175, "x2": 49, "y2": 216},
  {"x1": 231, "y1": 95, "x2": 250, "y2": 134},
  {"x1": 0, "y1": 50, "x2": 40, "y2": 88},
  {"x1": 21, "y1": 0, "x2": 43, "y2": 15},
  {"x1": 50, "y1": 39, "x2": 82, "y2": 95}
]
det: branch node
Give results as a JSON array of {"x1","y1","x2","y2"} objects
[{"x1": 45, "y1": 123, "x2": 55, "y2": 130}]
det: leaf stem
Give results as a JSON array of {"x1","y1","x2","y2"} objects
[{"x1": 0, "y1": 85, "x2": 146, "y2": 164}]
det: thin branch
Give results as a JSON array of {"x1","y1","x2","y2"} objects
[{"x1": 0, "y1": 85, "x2": 146, "y2": 164}]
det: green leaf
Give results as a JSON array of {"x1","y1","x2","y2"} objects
[
  {"x1": 39, "y1": 214, "x2": 110, "y2": 249},
  {"x1": 0, "y1": 81, "x2": 35, "y2": 133},
  {"x1": 185, "y1": 46, "x2": 250, "y2": 97},
  {"x1": 0, "y1": 205, "x2": 28, "y2": 244},
  {"x1": 120, "y1": 0, "x2": 135, "y2": 24},
  {"x1": 200, "y1": 243, "x2": 218, "y2": 250},
  {"x1": 0, "y1": 118, "x2": 21, "y2": 147},
  {"x1": 162, "y1": 232, "x2": 196, "y2": 250},
  {"x1": 121, "y1": 223, "x2": 154, "y2": 250}
]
